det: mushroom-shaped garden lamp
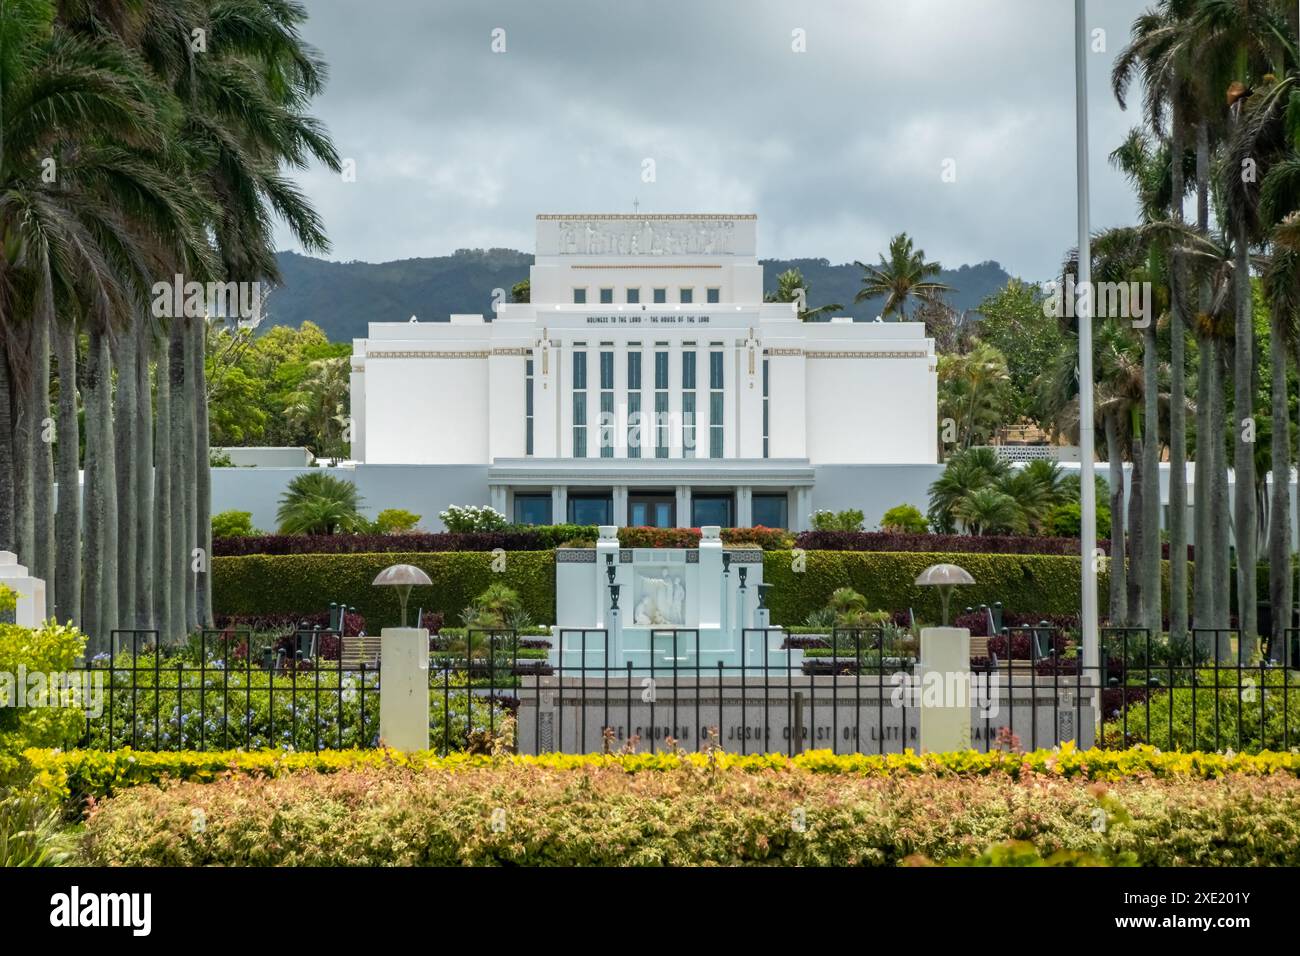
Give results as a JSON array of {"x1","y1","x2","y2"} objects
[
  {"x1": 372, "y1": 563, "x2": 433, "y2": 628},
  {"x1": 914, "y1": 563, "x2": 975, "y2": 627}
]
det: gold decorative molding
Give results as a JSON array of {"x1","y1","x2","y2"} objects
[
  {"x1": 806, "y1": 350, "x2": 930, "y2": 359},
  {"x1": 537, "y1": 213, "x2": 755, "y2": 221},
  {"x1": 366, "y1": 350, "x2": 490, "y2": 360},
  {"x1": 569, "y1": 263, "x2": 722, "y2": 269},
  {"x1": 491, "y1": 347, "x2": 532, "y2": 356}
]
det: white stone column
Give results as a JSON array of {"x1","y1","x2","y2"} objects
[
  {"x1": 917, "y1": 626, "x2": 972, "y2": 753},
  {"x1": 612, "y1": 486, "x2": 629, "y2": 527},
  {"x1": 794, "y1": 487, "x2": 813, "y2": 531},
  {"x1": 552, "y1": 486, "x2": 568, "y2": 525},
  {"x1": 675, "y1": 485, "x2": 692, "y2": 529},
  {"x1": 489, "y1": 484, "x2": 507, "y2": 518},
  {"x1": 595, "y1": 526, "x2": 620, "y2": 632},
  {"x1": 379, "y1": 627, "x2": 430, "y2": 752},
  {"x1": 698, "y1": 526, "x2": 722, "y2": 628},
  {"x1": 736, "y1": 486, "x2": 753, "y2": 527},
  {"x1": 0, "y1": 551, "x2": 47, "y2": 627}
]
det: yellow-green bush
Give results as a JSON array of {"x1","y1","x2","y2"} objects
[
  {"x1": 0, "y1": 586, "x2": 89, "y2": 777},
  {"x1": 74, "y1": 755, "x2": 1300, "y2": 866},
  {"x1": 22, "y1": 743, "x2": 1300, "y2": 813}
]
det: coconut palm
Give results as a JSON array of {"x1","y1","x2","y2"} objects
[
  {"x1": 936, "y1": 342, "x2": 1015, "y2": 454},
  {"x1": 926, "y1": 447, "x2": 1010, "y2": 534},
  {"x1": 951, "y1": 487, "x2": 1026, "y2": 537},
  {"x1": 764, "y1": 268, "x2": 843, "y2": 322},
  {"x1": 853, "y1": 234, "x2": 950, "y2": 320}
]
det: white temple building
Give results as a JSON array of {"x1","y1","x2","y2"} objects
[{"x1": 348, "y1": 214, "x2": 938, "y2": 530}]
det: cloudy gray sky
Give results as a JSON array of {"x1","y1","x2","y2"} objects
[{"x1": 276, "y1": 0, "x2": 1155, "y2": 281}]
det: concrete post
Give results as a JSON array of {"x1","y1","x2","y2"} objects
[
  {"x1": 379, "y1": 627, "x2": 430, "y2": 752},
  {"x1": 0, "y1": 551, "x2": 47, "y2": 626},
  {"x1": 697, "y1": 526, "x2": 722, "y2": 627},
  {"x1": 917, "y1": 626, "x2": 972, "y2": 752}
]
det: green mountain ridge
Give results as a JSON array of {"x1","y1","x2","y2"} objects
[{"x1": 267, "y1": 249, "x2": 1015, "y2": 340}]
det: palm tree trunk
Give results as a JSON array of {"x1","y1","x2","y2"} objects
[
  {"x1": 1106, "y1": 412, "x2": 1128, "y2": 624},
  {"x1": 111, "y1": 330, "x2": 137, "y2": 630},
  {"x1": 168, "y1": 320, "x2": 189, "y2": 642},
  {"x1": 81, "y1": 331, "x2": 104, "y2": 652},
  {"x1": 1193, "y1": 333, "x2": 1213, "y2": 633},
  {"x1": 1127, "y1": 425, "x2": 1146, "y2": 628},
  {"x1": 0, "y1": 353, "x2": 15, "y2": 551},
  {"x1": 134, "y1": 322, "x2": 153, "y2": 630},
  {"x1": 181, "y1": 319, "x2": 198, "y2": 633},
  {"x1": 191, "y1": 317, "x2": 212, "y2": 627},
  {"x1": 13, "y1": 321, "x2": 35, "y2": 569},
  {"x1": 92, "y1": 328, "x2": 118, "y2": 644},
  {"x1": 1142, "y1": 313, "x2": 1162, "y2": 638},
  {"x1": 1211, "y1": 340, "x2": 1233, "y2": 654},
  {"x1": 53, "y1": 318, "x2": 80, "y2": 628},
  {"x1": 1233, "y1": 221, "x2": 1257, "y2": 660},
  {"x1": 1268, "y1": 299, "x2": 1291, "y2": 661},
  {"x1": 30, "y1": 311, "x2": 54, "y2": 618},
  {"x1": 1167, "y1": 106, "x2": 1188, "y2": 647},
  {"x1": 153, "y1": 333, "x2": 173, "y2": 642}
]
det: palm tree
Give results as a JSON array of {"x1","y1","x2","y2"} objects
[
  {"x1": 276, "y1": 472, "x2": 366, "y2": 535},
  {"x1": 926, "y1": 447, "x2": 1010, "y2": 534},
  {"x1": 764, "y1": 268, "x2": 844, "y2": 322},
  {"x1": 285, "y1": 357, "x2": 351, "y2": 458},
  {"x1": 854, "y1": 234, "x2": 950, "y2": 320},
  {"x1": 936, "y1": 342, "x2": 1014, "y2": 454},
  {"x1": 951, "y1": 487, "x2": 1026, "y2": 536}
]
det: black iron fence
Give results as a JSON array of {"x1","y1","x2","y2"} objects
[{"x1": 73, "y1": 626, "x2": 1300, "y2": 756}]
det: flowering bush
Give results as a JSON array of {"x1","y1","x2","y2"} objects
[
  {"x1": 439, "y1": 505, "x2": 508, "y2": 533},
  {"x1": 69, "y1": 748, "x2": 1300, "y2": 866}
]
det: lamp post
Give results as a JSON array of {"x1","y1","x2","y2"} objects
[
  {"x1": 372, "y1": 563, "x2": 432, "y2": 628},
  {"x1": 371, "y1": 563, "x2": 433, "y2": 752},
  {"x1": 914, "y1": 563, "x2": 975, "y2": 627}
]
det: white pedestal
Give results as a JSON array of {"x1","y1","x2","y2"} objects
[
  {"x1": 918, "y1": 626, "x2": 971, "y2": 753},
  {"x1": 698, "y1": 526, "x2": 722, "y2": 628},
  {"x1": 0, "y1": 551, "x2": 47, "y2": 626},
  {"x1": 379, "y1": 627, "x2": 430, "y2": 752}
]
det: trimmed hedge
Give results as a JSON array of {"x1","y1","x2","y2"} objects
[
  {"x1": 212, "y1": 548, "x2": 1174, "y2": 629},
  {"x1": 212, "y1": 551, "x2": 554, "y2": 631},
  {"x1": 65, "y1": 747, "x2": 1300, "y2": 866},
  {"x1": 25, "y1": 744, "x2": 1300, "y2": 813},
  {"x1": 213, "y1": 526, "x2": 599, "y2": 556},
  {"x1": 763, "y1": 550, "x2": 1124, "y2": 624}
]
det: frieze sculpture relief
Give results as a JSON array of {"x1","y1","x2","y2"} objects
[{"x1": 557, "y1": 218, "x2": 735, "y2": 256}]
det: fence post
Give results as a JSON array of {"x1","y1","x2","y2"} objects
[
  {"x1": 379, "y1": 626, "x2": 430, "y2": 751},
  {"x1": 917, "y1": 626, "x2": 971, "y2": 752}
]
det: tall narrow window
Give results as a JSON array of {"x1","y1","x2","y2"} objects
[
  {"x1": 706, "y1": 287, "x2": 720, "y2": 304},
  {"x1": 525, "y1": 358, "x2": 534, "y2": 456},
  {"x1": 680, "y1": 288, "x2": 693, "y2": 304},
  {"x1": 654, "y1": 350, "x2": 669, "y2": 458},
  {"x1": 573, "y1": 288, "x2": 587, "y2": 304},
  {"x1": 627, "y1": 350, "x2": 642, "y2": 459},
  {"x1": 762, "y1": 356, "x2": 769, "y2": 459},
  {"x1": 572, "y1": 350, "x2": 587, "y2": 457},
  {"x1": 709, "y1": 349, "x2": 724, "y2": 458},
  {"x1": 599, "y1": 349, "x2": 614, "y2": 458},
  {"x1": 682, "y1": 350, "x2": 697, "y2": 459}
]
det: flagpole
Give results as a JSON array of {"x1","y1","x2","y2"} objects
[{"x1": 1075, "y1": 0, "x2": 1100, "y2": 683}]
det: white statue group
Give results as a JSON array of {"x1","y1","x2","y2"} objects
[{"x1": 633, "y1": 571, "x2": 686, "y2": 626}]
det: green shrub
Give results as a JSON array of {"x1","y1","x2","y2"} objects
[
  {"x1": 1108, "y1": 668, "x2": 1300, "y2": 752},
  {"x1": 811, "y1": 509, "x2": 865, "y2": 532},
  {"x1": 879, "y1": 504, "x2": 928, "y2": 534},
  {"x1": 763, "y1": 550, "x2": 1118, "y2": 625},
  {"x1": 0, "y1": 790, "x2": 71, "y2": 866},
  {"x1": 1043, "y1": 501, "x2": 1110, "y2": 538},
  {"x1": 211, "y1": 510, "x2": 255, "y2": 537},
  {"x1": 0, "y1": 588, "x2": 89, "y2": 778},
  {"x1": 212, "y1": 551, "x2": 554, "y2": 629},
  {"x1": 373, "y1": 508, "x2": 421, "y2": 534},
  {"x1": 75, "y1": 755, "x2": 1300, "y2": 866}
]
